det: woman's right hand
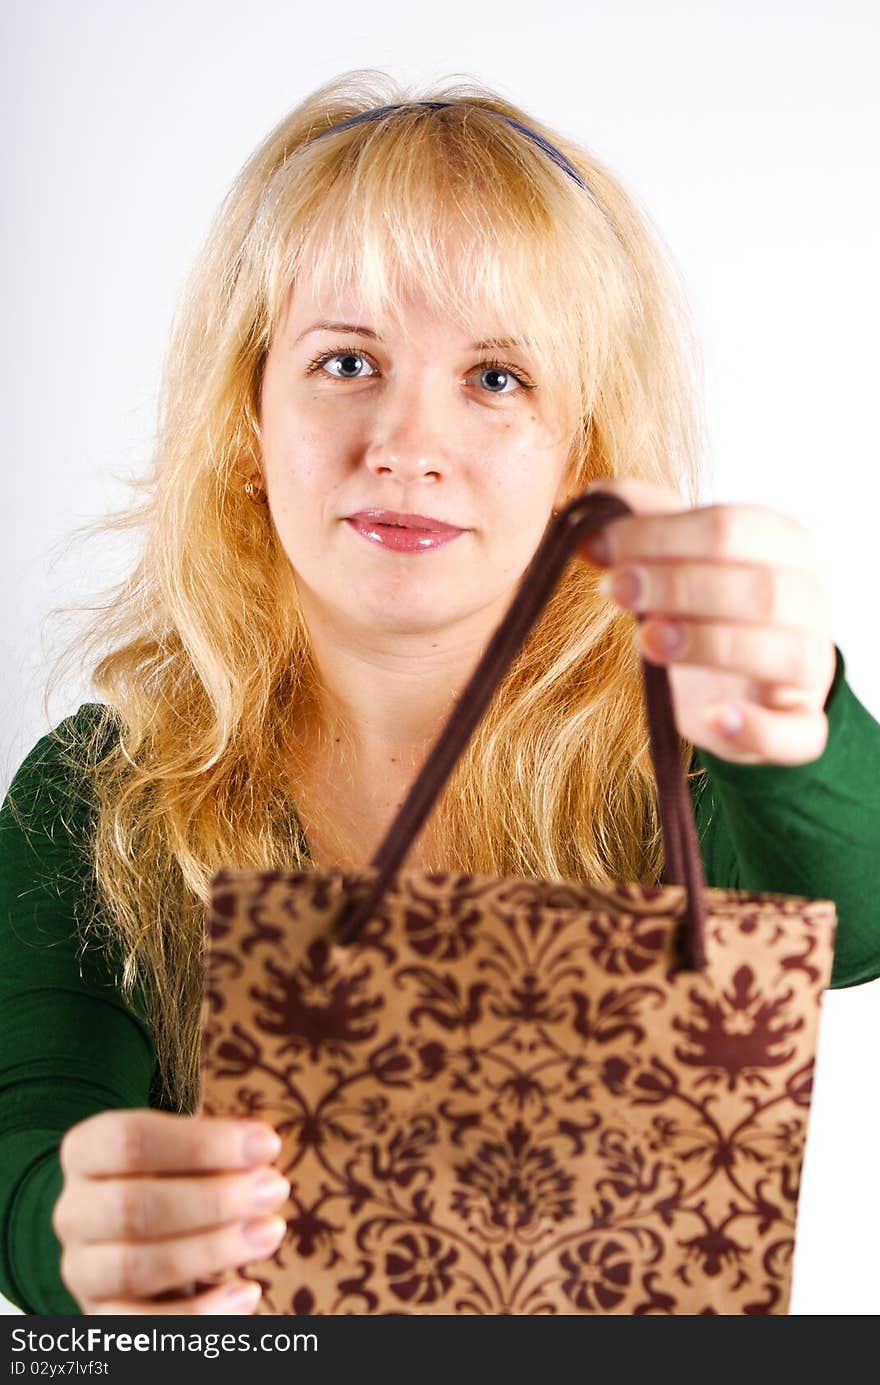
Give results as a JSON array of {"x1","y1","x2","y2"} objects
[{"x1": 52, "y1": 1108, "x2": 290, "y2": 1314}]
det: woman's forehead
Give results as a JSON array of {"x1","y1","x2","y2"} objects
[{"x1": 278, "y1": 265, "x2": 532, "y2": 349}]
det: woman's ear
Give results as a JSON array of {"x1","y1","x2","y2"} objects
[
  {"x1": 552, "y1": 455, "x2": 582, "y2": 515},
  {"x1": 551, "y1": 481, "x2": 574, "y2": 515}
]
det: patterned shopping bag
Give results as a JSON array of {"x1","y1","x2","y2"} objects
[{"x1": 199, "y1": 490, "x2": 836, "y2": 1315}]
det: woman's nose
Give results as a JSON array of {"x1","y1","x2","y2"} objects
[{"x1": 365, "y1": 382, "x2": 453, "y2": 480}]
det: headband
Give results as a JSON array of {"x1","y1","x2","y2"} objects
[{"x1": 307, "y1": 100, "x2": 602, "y2": 210}]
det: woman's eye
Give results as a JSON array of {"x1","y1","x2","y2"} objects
[
  {"x1": 314, "y1": 351, "x2": 377, "y2": 380},
  {"x1": 470, "y1": 363, "x2": 524, "y2": 395}
]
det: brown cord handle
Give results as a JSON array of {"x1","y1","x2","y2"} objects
[{"x1": 333, "y1": 489, "x2": 708, "y2": 970}]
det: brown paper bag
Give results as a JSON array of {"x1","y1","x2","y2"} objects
[{"x1": 199, "y1": 490, "x2": 836, "y2": 1315}]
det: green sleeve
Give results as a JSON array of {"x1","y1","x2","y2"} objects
[
  {"x1": 0, "y1": 705, "x2": 159, "y2": 1315},
  {"x1": 689, "y1": 645, "x2": 880, "y2": 989}
]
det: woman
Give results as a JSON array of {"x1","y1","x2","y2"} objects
[{"x1": 1, "y1": 71, "x2": 877, "y2": 1316}]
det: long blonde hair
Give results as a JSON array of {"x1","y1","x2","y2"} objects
[{"x1": 38, "y1": 69, "x2": 706, "y2": 1115}]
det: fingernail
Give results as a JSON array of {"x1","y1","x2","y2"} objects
[
  {"x1": 581, "y1": 530, "x2": 611, "y2": 565},
  {"x1": 242, "y1": 1215, "x2": 287, "y2": 1249},
  {"x1": 242, "y1": 1127, "x2": 281, "y2": 1165},
  {"x1": 599, "y1": 567, "x2": 644, "y2": 608},
  {"x1": 649, "y1": 621, "x2": 685, "y2": 657},
  {"x1": 250, "y1": 1169, "x2": 290, "y2": 1209},
  {"x1": 708, "y1": 702, "x2": 744, "y2": 735},
  {"x1": 223, "y1": 1279, "x2": 261, "y2": 1312}
]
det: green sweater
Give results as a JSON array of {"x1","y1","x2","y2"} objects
[{"x1": 1, "y1": 644, "x2": 878, "y2": 1315}]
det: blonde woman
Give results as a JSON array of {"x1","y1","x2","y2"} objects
[{"x1": 1, "y1": 71, "x2": 877, "y2": 1317}]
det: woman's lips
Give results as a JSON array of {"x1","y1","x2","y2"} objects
[{"x1": 345, "y1": 517, "x2": 465, "y2": 552}]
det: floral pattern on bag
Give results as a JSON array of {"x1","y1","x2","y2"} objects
[{"x1": 199, "y1": 869, "x2": 835, "y2": 1315}]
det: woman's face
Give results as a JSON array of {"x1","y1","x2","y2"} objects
[{"x1": 258, "y1": 274, "x2": 575, "y2": 639}]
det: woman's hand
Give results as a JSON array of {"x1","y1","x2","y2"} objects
[
  {"x1": 53, "y1": 1108, "x2": 291, "y2": 1314},
  {"x1": 576, "y1": 477, "x2": 837, "y2": 766}
]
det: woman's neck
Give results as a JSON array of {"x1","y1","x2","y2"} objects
[
  {"x1": 286, "y1": 599, "x2": 516, "y2": 865},
  {"x1": 293, "y1": 582, "x2": 516, "y2": 766}
]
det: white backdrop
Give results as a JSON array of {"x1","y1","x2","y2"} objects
[{"x1": 1, "y1": 0, "x2": 877, "y2": 1315}]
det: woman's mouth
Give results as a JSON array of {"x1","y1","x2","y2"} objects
[{"x1": 344, "y1": 515, "x2": 466, "y2": 552}]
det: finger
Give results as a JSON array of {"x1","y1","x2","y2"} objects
[
  {"x1": 580, "y1": 488, "x2": 820, "y2": 572},
  {"x1": 582, "y1": 476, "x2": 687, "y2": 513},
  {"x1": 637, "y1": 619, "x2": 835, "y2": 704},
  {"x1": 59, "y1": 1110, "x2": 282, "y2": 1179},
  {"x1": 597, "y1": 560, "x2": 831, "y2": 632},
  {"x1": 53, "y1": 1166, "x2": 291, "y2": 1244},
  {"x1": 84, "y1": 1275, "x2": 262, "y2": 1316},
  {"x1": 698, "y1": 700, "x2": 830, "y2": 766},
  {"x1": 61, "y1": 1213, "x2": 286, "y2": 1302}
]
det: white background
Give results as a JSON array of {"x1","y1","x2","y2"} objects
[{"x1": 1, "y1": 0, "x2": 877, "y2": 1315}]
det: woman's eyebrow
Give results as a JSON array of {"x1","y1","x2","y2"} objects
[
  {"x1": 294, "y1": 320, "x2": 530, "y2": 352},
  {"x1": 295, "y1": 320, "x2": 378, "y2": 342}
]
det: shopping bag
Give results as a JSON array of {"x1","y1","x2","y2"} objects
[{"x1": 199, "y1": 489, "x2": 837, "y2": 1315}]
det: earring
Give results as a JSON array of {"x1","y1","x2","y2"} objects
[{"x1": 245, "y1": 479, "x2": 268, "y2": 504}]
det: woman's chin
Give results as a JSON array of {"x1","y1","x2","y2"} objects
[{"x1": 342, "y1": 601, "x2": 466, "y2": 637}]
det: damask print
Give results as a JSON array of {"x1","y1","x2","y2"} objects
[
  {"x1": 559, "y1": 1237, "x2": 632, "y2": 1311},
  {"x1": 404, "y1": 899, "x2": 481, "y2": 959},
  {"x1": 450, "y1": 1119, "x2": 576, "y2": 1235},
  {"x1": 199, "y1": 868, "x2": 835, "y2": 1314},
  {"x1": 672, "y1": 964, "x2": 803, "y2": 1091},
  {"x1": 384, "y1": 1231, "x2": 459, "y2": 1304},
  {"x1": 255, "y1": 937, "x2": 382, "y2": 1059},
  {"x1": 588, "y1": 915, "x2": 667, "y2": 975}
]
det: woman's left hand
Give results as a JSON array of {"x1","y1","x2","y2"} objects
[{"x1": 576, "y1": 477, "x2": 838, "y2": 766}]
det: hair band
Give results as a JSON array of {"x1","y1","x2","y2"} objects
[{"x1": 306, "y1": 100, "x2": 602, "y2": 209}]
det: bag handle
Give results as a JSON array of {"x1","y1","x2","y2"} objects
[{"x1": 333, "y1": 489, "x2": 708, "y2": 969}]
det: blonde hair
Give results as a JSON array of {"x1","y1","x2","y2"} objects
[{"x1": 38, "y1": 69, "x2": 707, "y2": 1114}]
